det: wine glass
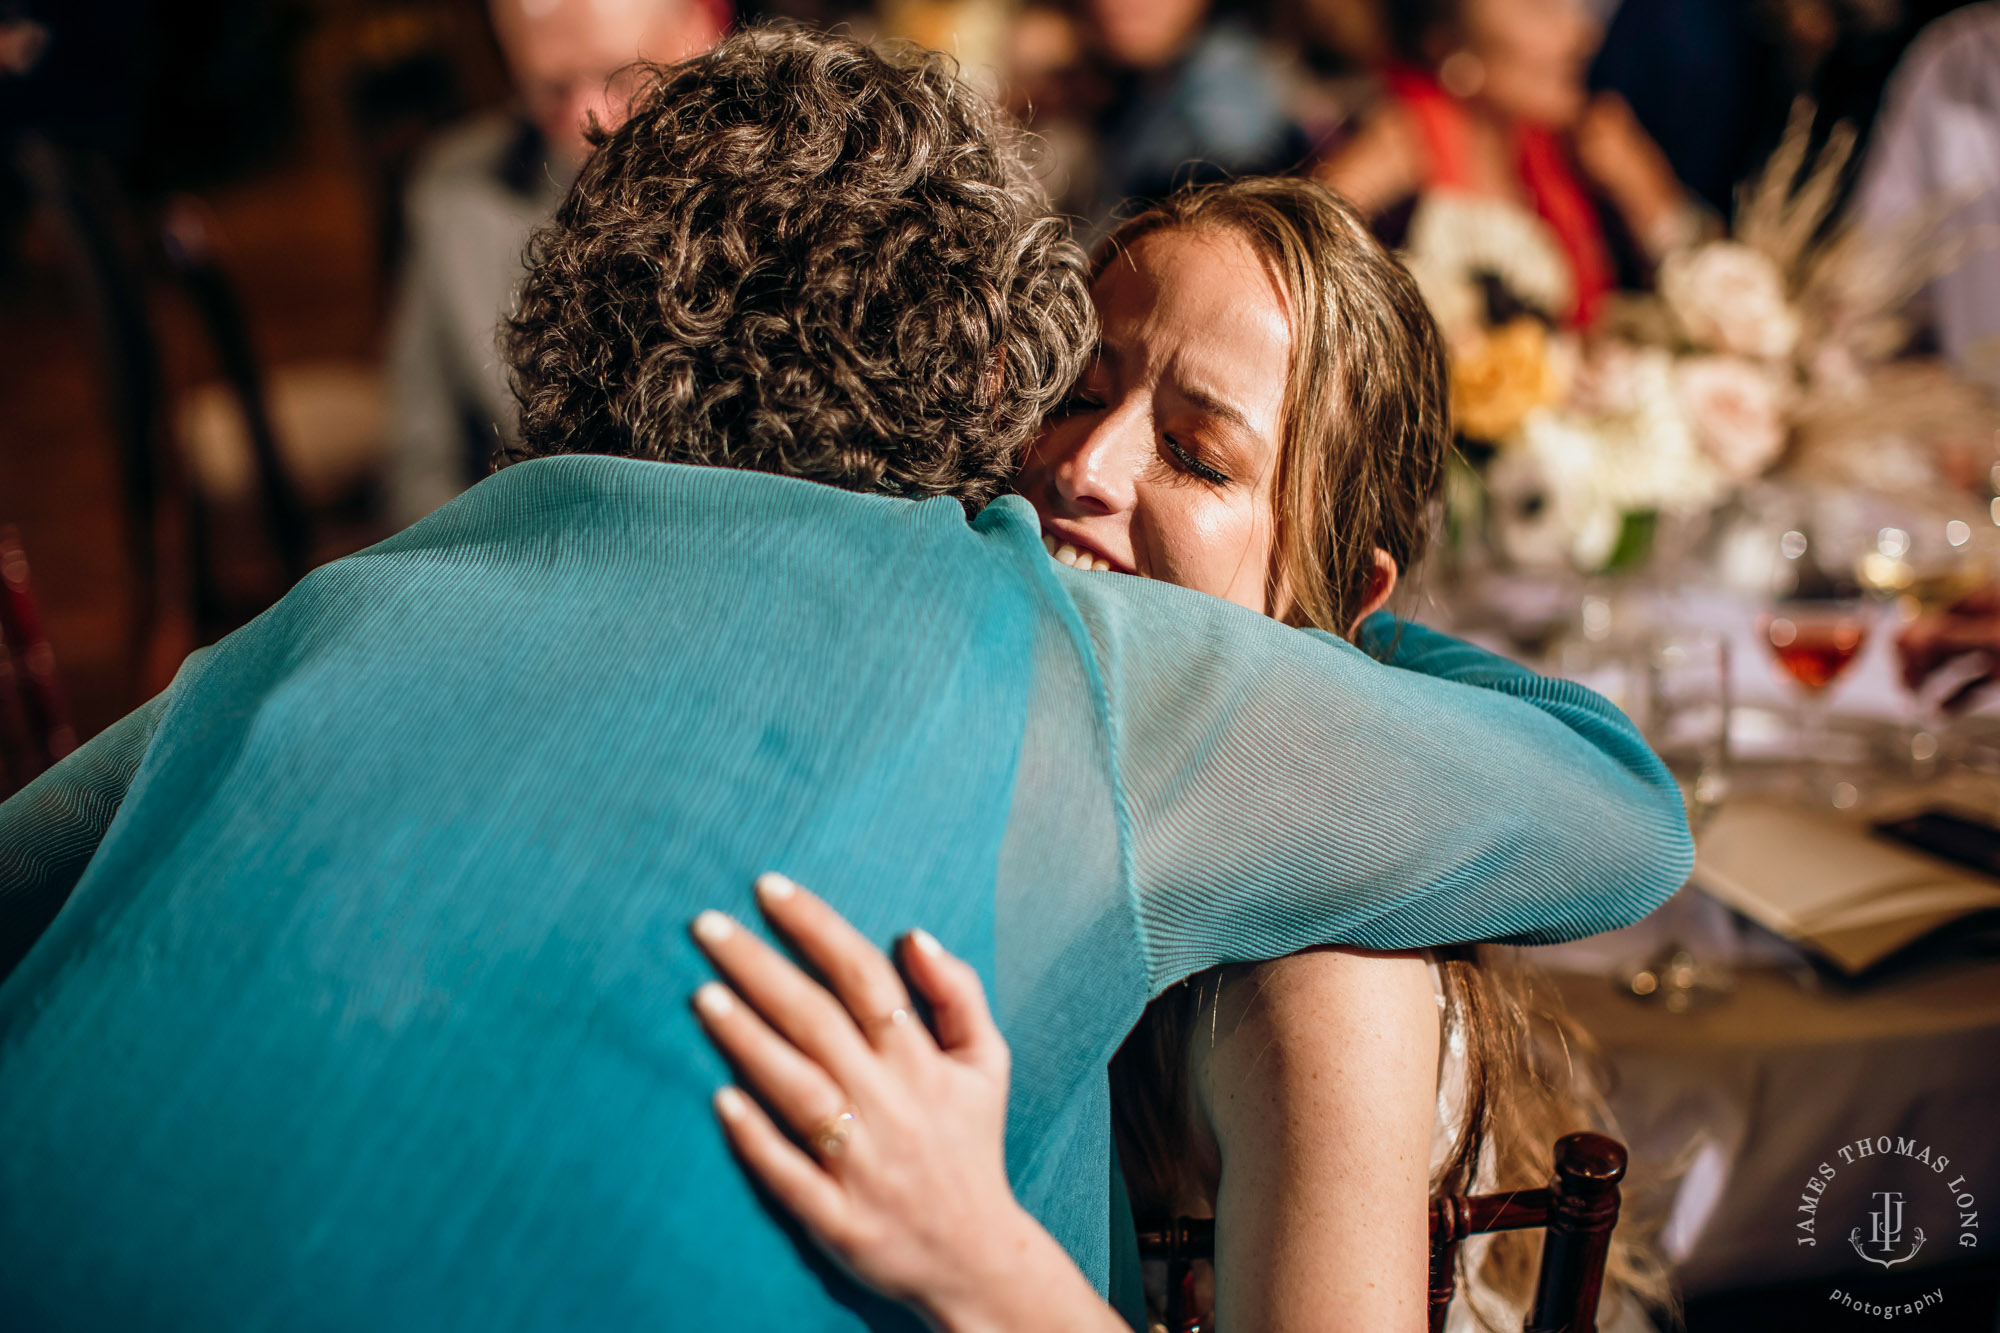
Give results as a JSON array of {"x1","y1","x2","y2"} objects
[
  {"x1": 1853, "y1": 506, "x2": 1995, "y2": 770},
  {"x1": 1759, "y1": 499, "x2": 1874, "y2": 806}
]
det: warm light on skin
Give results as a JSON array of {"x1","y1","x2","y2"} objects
[
  {"x1": 1452, "y1": 0, "x2": 1600, "y2": 128},
  {"x1": 1016, "y1": 227, "x2": 1293, "y2": 617},
  {"x1": 489, "y1": 0, "x2": 723, "y2": 166},
  {"x1": 1082, "y1": 0, "x2": 1213, "y2": 70}
]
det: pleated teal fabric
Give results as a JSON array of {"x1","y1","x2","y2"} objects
[{"x1": 0, "y1": 455, "x2": 1691, "y2": 1331}]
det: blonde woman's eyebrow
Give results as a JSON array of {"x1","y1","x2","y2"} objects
[{"x1": 1173, "y1": 379, "x2": 1257, "y2": 437}]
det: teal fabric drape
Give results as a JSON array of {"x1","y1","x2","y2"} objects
[{"x1": 0, "y1": 456, "x2": 1690, "y2": 1330}]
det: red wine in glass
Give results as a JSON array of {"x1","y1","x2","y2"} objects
[{"x1": 1761, "y1": 611, "x2": 1869, "y2": 692}]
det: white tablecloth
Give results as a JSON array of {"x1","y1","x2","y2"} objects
[
  {"x1": 1450, "y1": 573, "x2": 2000, "y2": 1295},
  {"x1": 1525, "y1": 890, "x2": 2000, "y2": 1296}
]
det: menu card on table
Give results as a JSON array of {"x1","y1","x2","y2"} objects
[{"x1": 1693, "y1": 799, "x2": 2000, "y2": 975}]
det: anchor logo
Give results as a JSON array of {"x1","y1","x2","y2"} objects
[{"x1": 1850, "y1": 1191, "x2": 1927, "y2": 1269}]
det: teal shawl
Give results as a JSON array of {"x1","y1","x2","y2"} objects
[{"x1": 0, "y1": 457, "x2": 1690, "y2": 1330}]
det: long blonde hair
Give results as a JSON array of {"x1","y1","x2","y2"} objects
[
  {"x1": 1098, "y1": 177, "x2": 1670, "y2": 1328},
  {"x1": 1089, "y1": 177, "x2": 1448, "y2": 631}
]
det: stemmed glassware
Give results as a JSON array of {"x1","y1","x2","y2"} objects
[
  {"x1": 1624, "y1": 629, "x2": 1736, "y2": 1011},
  {"x1": 1641, "y1": 630, "x2": 1733, "y2": 834},
  {"x1": 1758, "y1": 498, "x2": 1873, "y2": 806},
  {"x1": 1852, "y1": 505, "x2": 1994, "y2": 770}
]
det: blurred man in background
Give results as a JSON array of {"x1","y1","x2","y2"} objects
[
  {"x1": 1851, "y1": 1, "x2": 2000, "y2": 390},
  {"x1": 385, "y1": 0, "x2": 724, "y2": 528},
  {"x1": 1071, "y1": 0, "x2": 1302, "y2": 238}
]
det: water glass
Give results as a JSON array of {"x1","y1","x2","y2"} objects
[
  {"x1": 1624, "y1": 629, "x2": 1736, "y2": 1009},
  {"x1": 1635, "y1": 630, "x2": 1732, "y2": 835}
]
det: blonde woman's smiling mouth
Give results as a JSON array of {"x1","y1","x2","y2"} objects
[{"x1": 1040, "y1": 526, "x2": 1129, "y2": 574}]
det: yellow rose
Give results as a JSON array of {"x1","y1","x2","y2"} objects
[{"x1": 1451, "y1": 318, "x2": 1563, "y2": 443}]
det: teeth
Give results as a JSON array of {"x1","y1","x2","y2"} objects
[{"x1": 1041, "y1": 530, "x2": 1115, "y2": 573}]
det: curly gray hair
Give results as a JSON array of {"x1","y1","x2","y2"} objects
[{"x1": 503, "y1": 23, "x2": 1096, "y2": 511}]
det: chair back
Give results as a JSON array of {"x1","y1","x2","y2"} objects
[
  {"x1": 1136, "y1": 1131, "x2": 1628, "y2": 1333},
  {"x1": 161, "y1": 197, "x2": 313, "y2": 588},
  {"x1": 13, "y1": 133, "x2": 178, "y2": 699},
  {"x1": 0, "y1": 527, "x2": 77, "y2": 796}
]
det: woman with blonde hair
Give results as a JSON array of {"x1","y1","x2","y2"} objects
[{"x1": 692, "y1": 174, "x2": 1668, "y2": 1331}]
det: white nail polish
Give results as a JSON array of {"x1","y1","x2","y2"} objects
[
  {"x1": 908, "y1": 929, "x2": 943, "y2": 958},
  {"x1": 692, "y1": 910, "x2": 735, "y2": 944},
  {"x1": 756, "y1": 872, "x2": 797, "y2": 904},
  {"x1": 694, "y1": 982, "x2": 734, "y2": 1018},
  {"x1": 714, "y1": 1086, "x2": 749, "y2": 1120}
]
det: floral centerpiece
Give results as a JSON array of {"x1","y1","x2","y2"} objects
[{"x1": 1410, "y1": 103, "x2": 2000, "y2": 579}]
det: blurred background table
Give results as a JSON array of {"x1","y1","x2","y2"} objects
[{"x1": 1517, "y1": 746, "x2": 2000, "y2": 1327}]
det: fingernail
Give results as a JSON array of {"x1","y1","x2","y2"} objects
[
  {"x1": 692, "y1": 911, "x2": 735, "y2": 945},
  {"x1": 714, "y1": 1086, "x2": 749, "y2": 1121},
  {"x1": 908, "y1": 928, "x2": 942, "y2": 958},
  {"x1": 694, "y1": 982, "x2": 734, "y2": 1019},
  {"x1": 756, "y1": 872, "x2": 797, "y2": 905}
]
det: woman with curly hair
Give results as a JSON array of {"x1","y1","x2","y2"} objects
[
  {"x1": 0, "y1": 28, "x2": 1685, "y2": 1330},
  {"x1": 696, "y1": 177, "x2": 1670, "y2": 1331}
]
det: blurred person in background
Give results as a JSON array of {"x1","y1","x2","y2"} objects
[
  {"x1": 385, "y1": 0, "x2": 724, "y2": 529},
  {"x1": 1278, "y1": 0, "x2": 1395, "y2": 143},
  {"x1": 994, "y1": 4, "x2": 1104, "y2": 218},
  {"x1": 1315, "y1": 0, "x2": 1706, "y2": 326},
  {"x1": 1068, "y1": 0, "x2": 1306, "y2": 238},
  {"x1": 1848, "y1": 1, "x2": 2000, "y2": 389}
]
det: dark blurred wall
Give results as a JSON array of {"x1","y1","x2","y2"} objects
[
  {"x1": 1595, "y1": 0, "x2": 1984, "y2": 221},
  {"x1": 1591, "y1": 0, "x2": 1778, "y2": 215},
  {"x1": 1, "y1": 0, "x2": 312, "y2": 191}
]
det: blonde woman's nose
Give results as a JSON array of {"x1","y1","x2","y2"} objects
[{"x1": 1051, "y1": 415, "x2": 1143, "y2": 517}]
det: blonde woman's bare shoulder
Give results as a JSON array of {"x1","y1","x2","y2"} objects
[{"x1": 1194, "y1": 946, "x2": 1438, "y2": 1121}]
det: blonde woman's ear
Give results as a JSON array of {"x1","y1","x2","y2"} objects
[{"x1": 1349, "y1": 549, "x2": 1400, "y2": 633}]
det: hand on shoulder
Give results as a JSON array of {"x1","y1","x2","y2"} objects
[{"x1": 691, "y1": 876, "x2": 1128, "y2": 1333}]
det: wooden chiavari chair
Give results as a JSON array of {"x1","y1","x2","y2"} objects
[{"x1": 1137, "y1": 1131, "x2": 1628, "y2": 1333}]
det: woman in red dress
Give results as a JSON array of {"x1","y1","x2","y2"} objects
[{"x1": 1317, "y1": 0, "x2": 1704, "y2": 328}]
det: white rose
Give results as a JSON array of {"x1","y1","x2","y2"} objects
[
  {"x1": 1659, "y1": 241, "x2": 1801, "y2": 361},
  {"x1": 1611, "y1": 362, "x2": 1730, "y2": 512},
  {"x1": 1491, "y1": 376, "x2": 1730, "y2": 572},
  {"x1": 1570, "y1": 339, "x2": 1660, "y2": 417},
  {"x1": 1676, "y1": 355, "x2": 1791, "y2": 482}
]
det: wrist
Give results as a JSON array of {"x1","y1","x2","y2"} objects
[{"x1": 918, "y1": 1203, "x2": 1103, "y2": 1333}]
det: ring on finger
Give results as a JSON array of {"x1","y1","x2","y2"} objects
[{"x1": 810, "y1": 1107, "x2": 859, "y2": 1160}]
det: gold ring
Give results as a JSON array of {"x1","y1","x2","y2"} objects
[{"x1": 811, "y1": 1108, "x2": 858, "y2": 1160}]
